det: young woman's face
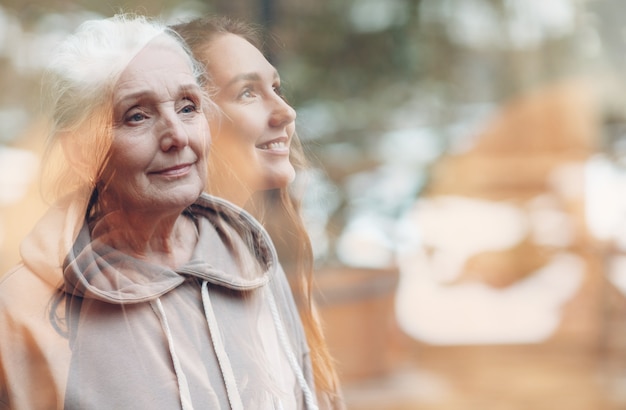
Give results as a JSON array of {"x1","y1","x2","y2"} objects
[
  {"x1": 204, "y1": 34, "x2": 296, "y2": 198},
  {"x1": 103, "y1": 40, "x2": 209, "y2": 215}
]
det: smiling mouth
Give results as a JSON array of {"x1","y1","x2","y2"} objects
[{"x1": 257, "y1": 139, "x2": 289, "y2": 150}]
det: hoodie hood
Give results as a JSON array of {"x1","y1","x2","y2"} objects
[
  {"x1": 19, "y1": 189, "x2": 91, "y2": 289},
  {"x1": 21, "y1": 193, "x2": 277, "y2": 304}
]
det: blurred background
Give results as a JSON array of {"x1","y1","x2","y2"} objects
[{"x1": 3, "y1": 0, "x2": 626, "y2": 408}]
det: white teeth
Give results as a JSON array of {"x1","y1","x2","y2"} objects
[{"x1": 260, "y1": 141, "x2": 286, "y2": 150}]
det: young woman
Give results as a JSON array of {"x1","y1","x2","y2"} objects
[
  {"x1": 0, "y1": 14, "x2": 319, "y2": 409},
  {"x1": 173, "y1": 16, "x2": 344, "y2": 409}
]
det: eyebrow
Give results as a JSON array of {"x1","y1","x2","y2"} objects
[
  {"x1": 225, "y1": 71, "x2": 280, "y2": 88},
  {"x1": 115, "y1": 83, "x2": 202, "y2": 106}
]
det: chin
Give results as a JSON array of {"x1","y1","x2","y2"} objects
[
  {"x1": 251, "y1": 164, "x2": 296, "y2": 191},
  {"x1": 270, "y1": 169, "x2": 296, "y2": 190},
  {"x1": 167, "y1": 184, "x2": 204, "y2": 207}
]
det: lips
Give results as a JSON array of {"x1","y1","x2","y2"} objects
[{"x1": 149, "y1": 162, "x2": 194, "y2": 176}]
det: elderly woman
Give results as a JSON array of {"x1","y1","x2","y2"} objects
[
  {"x1": 0, "y1": 14, "x2": 317, "y2": 410},
  {"x1": 172, "y1": 17, "x2": 344, "y2": 409}
]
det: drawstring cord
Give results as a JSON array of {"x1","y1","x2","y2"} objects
[
  {"x1": 201, "y1": 280, "x2": 244, "y2": 410},
  {"x1": 267, "y1": 289, "x2": 319, "y2": 410},
  {"x1": 152, "y1": 299, "x2": 195, "y2": 410},
  {"x1": 152, "y1": 282, "x2": 318, "y2": 410},
  {"x1": 203, "y1": 194, "x2": 319, "y2": 409}
]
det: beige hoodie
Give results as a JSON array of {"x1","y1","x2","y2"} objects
[{"x1": 0, "y1": 193, "x2": 317, "y2": 410}]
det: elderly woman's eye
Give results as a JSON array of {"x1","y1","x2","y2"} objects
[
  {"x1": 126, "y1": 112, "x2": 146, "y2": 123},
  {"x1": 180, "y1": 103, "x2": 197, "y2": 114}
]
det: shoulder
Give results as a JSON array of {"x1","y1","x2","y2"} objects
[
  {"x1": 0, "y1": 264, "x2": 70, "y2": 410},
  {"x1": 0, "y1": 262, "x2": 58, "y2": 295},
  {"x1": 0, "y1": 262, "x2": 66, "y2": 352}
]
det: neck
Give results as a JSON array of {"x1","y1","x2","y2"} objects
[{"x1": 90, "y1": 206, "x2": 198, "y2": 269}]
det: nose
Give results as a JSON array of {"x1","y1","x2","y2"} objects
[
  {"x1": 159, "y1": 111, "x2": 189, "y2": 152},
  {"x1": 269, "y1": 95, "x2": 296, "y2": 128}
]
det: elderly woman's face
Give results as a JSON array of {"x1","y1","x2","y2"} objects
[
  {"x1": 104, "y1": 40, "x2": 209, "y2": 213},
  {"x1": 204, "y1": 34, "x2": 297, "y2": 193}
]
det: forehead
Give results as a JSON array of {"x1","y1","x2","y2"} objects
[
  {"x1": 205, "y1": 34, "x2": 275, "y2": 80},
  {"x1": 114, "y1": 41, "x2": 197, "y2": 99}
]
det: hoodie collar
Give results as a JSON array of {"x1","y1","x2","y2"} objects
[{"x1": 49, "y1": 193, "x2": 275, "y2": 304}]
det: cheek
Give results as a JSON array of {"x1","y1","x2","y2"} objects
[
  {"x1": 212, "y1": 123, "x2": 255, "y2": 157},
  {"x1": 217, "y1": 109, "x2": 261, "y2": 144},
  {"x1": 109, "y1": 129, "x2": 150, "y2": 165},
  {"x1": 103, "y1": 145, "x2": 131, "y2": 177},
  {"x1": 189, "y1": 122, "x2": 211, "y2": 155},
  {"x1": 210, "y1": 137, "x2": 250, "y2": 170},
  {"x1": 110, "y1": 144, "x2": 146, "y2": 173},
  {"x1": 104, "y1": 136, "x2": 155, "y2": 187}
]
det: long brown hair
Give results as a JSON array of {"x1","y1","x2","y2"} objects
[{"x1": 172, "y1": 16, "x2": 342, "y2": 406}]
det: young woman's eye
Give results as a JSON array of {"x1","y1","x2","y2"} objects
[
  {"x1": 273, "y1": 84, "x2": 283, "y2": 97},
  {"x1": 273, "y1": 84, "x2": 290, "y2": 103},
  {"x1": 239, "y1": 87, "x2": 256, "y2": 99}
]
